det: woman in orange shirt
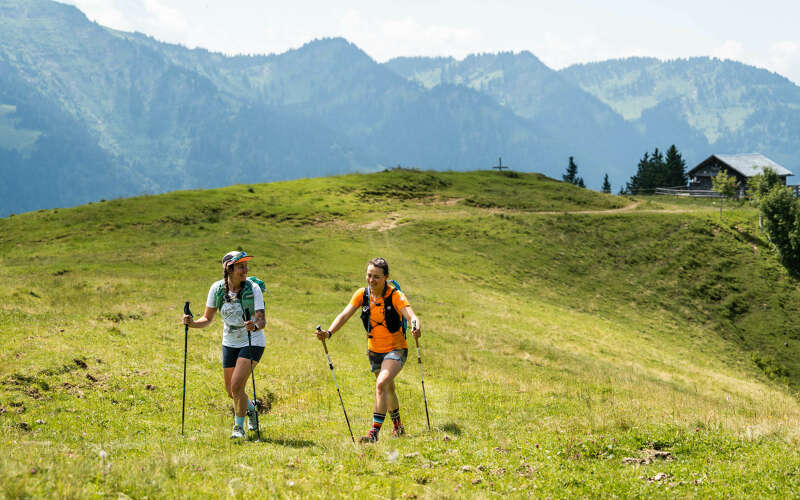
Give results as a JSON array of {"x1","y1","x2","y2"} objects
[{"x1": 316, "y1": 257, "x2": 421, "y2": 442}]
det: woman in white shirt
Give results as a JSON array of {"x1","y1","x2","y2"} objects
[{"x1": 182, "y1": 250, "x2": 266, "y2": 439}]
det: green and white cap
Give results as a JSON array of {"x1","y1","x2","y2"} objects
[{"x1": 222, "y1": 251, "x2": 252, "y2": 269}]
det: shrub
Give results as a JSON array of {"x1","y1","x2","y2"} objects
[{"x1": 760, "y1": 185, "x2": 800, "y2": 271}]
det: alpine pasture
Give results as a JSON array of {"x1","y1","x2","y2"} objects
[{"x1": 2, "y1": 170, "x2": 800, "y2": 498}]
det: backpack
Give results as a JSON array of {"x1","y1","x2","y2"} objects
[
  {"x1": 213, "y1": 276, "x2": 267, "y2": 318},
  {"x1": 360, "y1": 280, "x2": 407, "y2": 339}
]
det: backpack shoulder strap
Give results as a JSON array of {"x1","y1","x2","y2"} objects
[
  {"x1": 212, "y1": 280, "x2": 226, "y2": 309},
  {"x1": 386, "y1": 282, "x2": 407, "y2": 335},
  {"x1": 360, "y1": 287, "x2": 371, "y2": 335},
  {"x1": 237, "y1": 278, "x2": 252, "y2": 297}
]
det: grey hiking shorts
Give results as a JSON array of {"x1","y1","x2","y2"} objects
[{"x1": 368, "y1": 348, "x2": 408, "y2": 374}]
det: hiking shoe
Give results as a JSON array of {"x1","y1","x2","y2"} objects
[
  {"x1": 391, "y1": 425, "x2": 405, "y2": 437},
  {"x1": 359, "y1": 428, "x2": 379, "y2": 443},
  {"x1": 230, "y1": 425, "x2": 246, "y2": 439},
  {"x1": 247, "y1": 402, "x2": 259, "y2": 431}
]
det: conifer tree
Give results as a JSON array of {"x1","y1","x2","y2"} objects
[
  {"x1": 602, "y1": 174, "x2": 611, "y2": 193},
  {"x1": 562, "y1": 156, "x2": 585, "y2": 188},
  {"x1": 625, "y1": 147, "x2": 670, "y2": 194},
  {"x1": 563, "y1": 156, "x2": 578, "y2": 184},
  {"x1": 664, "y1": 145, "x2": 688, "y2": 187}
]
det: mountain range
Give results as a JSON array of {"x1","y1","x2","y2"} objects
[{"x1": 2, "y1": 0, "x2": 799, "y2": 216}]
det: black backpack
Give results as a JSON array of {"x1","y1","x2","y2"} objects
[{"x1": 360, "y1": 280, "x2": 407, "y2": 339}]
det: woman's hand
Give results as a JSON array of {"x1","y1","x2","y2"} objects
[
  {"x1": 411, "y1": 318, "x2": 421, "y2": 339},
  {"x1": 315, "y1": 326, "x2": 331, "y2": 341},
  {"x1": 244, "y1": 319, "x2": 257, "y2": 332},
  {"x1": 182, "y1": 307, "x2": 215, "y2": 329},
  {"x1": 401, "y1": 307, "x2": 420, "y2": 339}
]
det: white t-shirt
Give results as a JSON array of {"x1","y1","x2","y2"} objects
[{"x1": 206, "y1": 280, "x2": 266, "y2": 348}]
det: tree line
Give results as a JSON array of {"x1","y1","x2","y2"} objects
[{"x1": 561, "y1": 144, "x2": 688, "y2": 195}]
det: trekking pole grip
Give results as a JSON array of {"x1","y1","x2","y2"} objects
[
  {"x1": 316, "y1": 325, "x2": 330, "y2": 354},
  {"x1": 184, "y1": 301, "x2": 193, "y2": 320}
]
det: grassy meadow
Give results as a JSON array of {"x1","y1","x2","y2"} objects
[{"x1": 2, "y1": 170, "x2": 800, "y2": 498}]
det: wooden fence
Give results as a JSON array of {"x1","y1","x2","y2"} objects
[
  {"x1": 654, "y1": 187, "x2": 723, "y2": 198},
  {"x1": 656, "y1": 186, "x2": 800, "y2": 198}
]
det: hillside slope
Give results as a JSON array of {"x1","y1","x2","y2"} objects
[{"x1": 2, "y1": 171, "x2": 800, "y2": 497}]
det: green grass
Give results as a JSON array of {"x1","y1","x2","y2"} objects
[{"x1": 2, "y1": 170, "x2": 800, "y2": 498}]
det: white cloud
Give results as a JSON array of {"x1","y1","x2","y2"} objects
[
  {"x1": 712, "y1": 40, "x2": 745, "y2": 61},
  {"x1": 65, "y1": 0, "x2": 133, "y2": 31},
  {"x1": 335, "y1": 12, "x2": 476, "y2": 61},
  {"x1": 338, "y1": 9, "x2": 363, "y2": 34},
  {"x1": 142, "y1": 0, "x2": 188, "y2": 35},
  {"x1": 63, "y1": 0, "x2": 191, "y2": 47},
  {"x1": 768, "y1": 41, "x2": 800, "y2": 81},
  {"x1": 535, "y1": 31, "x2": 639, "y2": 69},
  {"x1": 382, "y1": 17, "x2": 473, "y2": 45}
]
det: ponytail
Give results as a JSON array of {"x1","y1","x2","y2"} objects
[{"x1": 223, "y1": 267, "x2": 231, "y2": 303}]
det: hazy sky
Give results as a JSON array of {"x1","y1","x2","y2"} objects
[{"x1": 62, "y1": 0, "x2": 800, "y2": 84}]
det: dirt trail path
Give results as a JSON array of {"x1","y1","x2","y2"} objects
[
  {"x1": 359, "y1": 199, "x2": 721, "y2": 231},
  {"x1": 528, "y1": 200, "x2": 719, "y2": 215},
  {"x1": 522, "y1": 201, "x2": 644, "y2": 215}
]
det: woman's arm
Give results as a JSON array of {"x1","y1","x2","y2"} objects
[
  {"x1": 183, "y1": 306, "x2": 217, "y2": 329},
  {"x1": 316, "y1": 303, "x2": 359, "y2": 340},
  {"x1": 401, "y1": 306, "x2": 420, "y2": 339},
  {"x1": 246, "y1": 285, "x2": 267, "y2": 331},
  {"x1": 254, "y1": 309, "x2": 266, "y2": 330}
]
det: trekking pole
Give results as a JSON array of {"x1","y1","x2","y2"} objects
[
  {"x1": 412, "y1": 320, "x2": 431, "y2": 431},
  {"x1": 316, "y1": 325, "x2": 355, "y2": 444},
  {"x1": 243, "y1": 309, "x2": 261, "y2": 441},
  {"x1": 181, "y1": 301, "x2": 192, "y2": 436}
]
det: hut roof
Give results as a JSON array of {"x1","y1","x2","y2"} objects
[{"x1": 689, "y1": 153, "x2": 793, "y2": 177}]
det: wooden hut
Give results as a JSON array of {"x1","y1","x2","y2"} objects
[{"x1": 688, "y1": 153, "x2": 793, "y2": 197}]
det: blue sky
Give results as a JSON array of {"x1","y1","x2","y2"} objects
[{"x1": 62, "y1": 0, "x2": 800, "y2": 84}]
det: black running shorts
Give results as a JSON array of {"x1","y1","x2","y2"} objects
[{"x1": 222, "y1": 345, "x2": 265, "y2": 368}]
